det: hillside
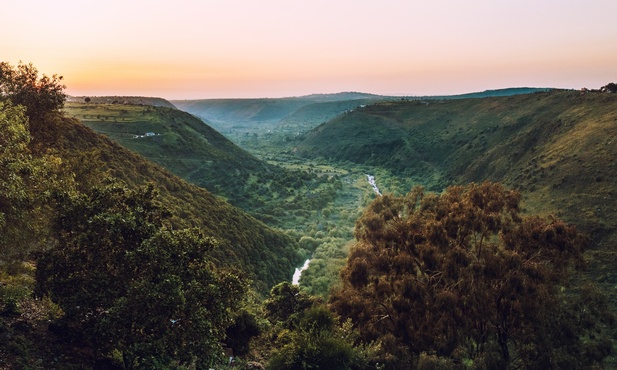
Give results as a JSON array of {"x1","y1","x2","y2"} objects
[
  {"x1": 293, "y1": 90, "x2": 617, "y2": 287},
  {"x1": 63, "y1": 103, "x2": 342, "y2": 228},
  {"x1": 32, "y1": 113, "x2": 300, "y2": 291},
  {"x1": 67, "y1": 95, "x2": 177, "y2": 108},
  {"x1": 64, "y1": 102, "x2": 265, "y2": 187},
  {"x1": 171, "y1": 92, "x2": 390, "y2": 133}
]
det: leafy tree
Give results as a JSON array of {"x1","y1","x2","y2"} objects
[
  {"x1": 330, "y1": 182, "x2": 612, "y2": 369},
  {"x1": 0, "y1": 61, "x2": 66, "y2": 120},
  {"x1": 266, "y1": 306, "x2": 369, "y2": 370},
  {"x1": 0, "y1": 101, "x2": 64, "y2": 260},
  {"x1": 264, "y1": 282, "x2": 319, "y2": 328},
  {"x1": 225, "y1": 309, "x2": 262, "y2": 357},
  {"x1": 601, "y1": 82, "x2": 617, "y2": 93},
  {"x1": 35, "y1": 182, "x2": 247, "y2": 369}
]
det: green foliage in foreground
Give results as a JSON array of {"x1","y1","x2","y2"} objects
[
  {"x1": 331, "y1": 182, "x2": 613, "y2": 369},
  {"x1": 0, "y1": 101, "x2": 65, "y2": 260},
  {"x1": 35, "y1": 183, "x2": 247, "y2": 369},
  {"x1": 260, "y1": 283, "x2": 369, "y2": 370}
]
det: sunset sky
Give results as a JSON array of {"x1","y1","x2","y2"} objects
[{"x1": 3, "y1": 0, "x2": 616, "y2": 99}]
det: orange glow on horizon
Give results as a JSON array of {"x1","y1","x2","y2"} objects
[{"x1": 5, "y1": 1, "x2": 615, "y2": 99}]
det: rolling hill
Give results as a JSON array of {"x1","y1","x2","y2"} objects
[
  {"x1": 292, "y1": 89, "x2": 617, "y2": 290},
  {"x1": 63, "y1": 102, "x2": 342, "y2": 228},
  {"x1": 67, "y1": 95, "x2": 177, "y2": 109},
  {"x1": 170, "y1": 92, "x2": 390, "y2": 134},
  {"x1": 33, "y1": 111, "x2": 301, "y2": 291}
]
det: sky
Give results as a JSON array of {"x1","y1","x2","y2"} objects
[{"x1": 2, "y1": 0, "x2": 616, "y2": 99}]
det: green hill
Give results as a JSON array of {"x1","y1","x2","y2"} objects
[
  {"x1": 293, "y1": 89, "x2": 617, "y2": 287},
  {"x1": 67, "y1": 95, "x2": 177, "y2": 109},
  {"x1": 170, "y1": 92, "x2": 389, "y2": 133},
  {"x1": 35, "y1": 112, "x2": 300, "y2": 291},
  {"x1": 63, "y1": 102, "x2": 342, "y2": 228}
]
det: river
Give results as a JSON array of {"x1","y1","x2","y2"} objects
[
  {"x1": 292, "y1": 259, "x2": 311, "y2": 285},
  {"x1": 367, "y1": 174, "x2": 382, "y2": 196}
]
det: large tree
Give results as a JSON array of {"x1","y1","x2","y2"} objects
[
  {"x1": 0, "y1": 61, "x2": 66, "y2": 120},
  {"x1": 330, "y1": 182, "x2": 612, "y2": 369},
  {"x1": 0, "y1": 101, "x2": 64, "y2": 260},
  {"x1": 35, "y1": 183, "x2": 247, "y2": 369}
]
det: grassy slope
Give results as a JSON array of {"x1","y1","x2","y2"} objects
[
  {"x1": 63, "y1": 103, "x2": 343, "y2": 230},
  {"x1": 34, "y1": 113, "x2": 299, "y2": 291},
  {"x1": 294, "y1": 90, "x2": 617, "y2": 285},
  {"x1": 67, "y1": 95, "x2": 177, "y2": 109},
  {"x1": 64, "y1": 102, "x2": 266, "y2": 186}
]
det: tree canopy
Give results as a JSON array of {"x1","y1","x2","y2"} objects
[
  {"x1": 35, "y1": 182, "x2": 247, "y2": 369},
  {"x1": 330, "y1": 182, "x2": 612, "y2": 369},
  {"x1": 0, "y1": 101, "x2": 65, "y2": 260},
  {"x1": 0, "y1": 61, "x2": 66, "y2": 120}
]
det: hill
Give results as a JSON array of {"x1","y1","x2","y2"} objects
[
  {"x1": 67, "y1": 95, "x2": 177, "y2": 109},
  {"x1": 292, "y1": 89, "x2": 617, "y2": 288},
  {"x1": 170, "y1": 92, "x2": 390, "y2": 134},
  {"x1": 33, "y1": 112, "x2": 300, "y2": 291},
  {"x1": 427, "y1": 87, "x2": 551, "y2": 100},
  {"x1": 63, "y1": 102, "x2": 343, "y2": 228}
]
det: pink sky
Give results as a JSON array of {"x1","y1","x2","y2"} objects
[{"x1": 2, "y1": 0, "x2": 616, "y2": 99}]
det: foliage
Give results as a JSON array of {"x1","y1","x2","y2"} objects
[
  {"x1": 0, "y1": 101, "x2": 65, "y2": 260},
  {"x1": 330, "y1": 182, "x2": 612, "y2": 369},
  {"x1": 27, "y1": 108, "x2": 299, "y2": 292},
  {"x1": 35, "y1": 182, "x2": 247, "y2": 369},
  {"x1": 266, "y1": 307, "x2": 369, "y2": 370},
  {"x1": 261, "y1": 284, "x2": 368, "y2": 370},
  {"x1": 0, "y1": 61, "x2": 66, "y2": 120},
  {"x1": 264, "y1": 282, "x2": 319, "y2": 328},
  {"x1": 225, "y1": 309, "x2": 262, "y2": 357},
  {"x1": 600, "y1": 82, "x2": 617, "y2": 93}
]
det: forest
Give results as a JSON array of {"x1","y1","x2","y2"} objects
[{"x1": 1, "y1": 61, "x2": 616, "y2": 369}]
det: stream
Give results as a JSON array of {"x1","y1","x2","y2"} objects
[
  {"x1": 367, "y1": 174, "x2": 382, "y2": 196},
  {"x1": 292, "y1": 259, "x2": 311, "y2": 285},
  {"x1": 292, "y1": 175, "x2": 380, "y2": 285}
]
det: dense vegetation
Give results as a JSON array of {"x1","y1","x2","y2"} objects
[
  {"x1": 1, "y1": 62, "x2": 615, "y2": 368},
  {"x1": 36, "y1": 183, "x2": 247, "y2": 369},
  {"x1": 331, "y1": 183, "x2": 613, "y2": 368}
]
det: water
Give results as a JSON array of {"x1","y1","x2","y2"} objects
[
  {"x1": 367, "y1": 174, "x2": 382, "y2": 196},
  {"x1": 292, "y1": 259, "x2": 311, "y2": 285}
]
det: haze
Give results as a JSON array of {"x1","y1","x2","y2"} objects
[{"x1": 3, "y1": 0, "x2": 616, "y2": 99}]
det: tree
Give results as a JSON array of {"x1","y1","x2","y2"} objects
[
  {"x1": 264, "y1": 282, "x2": 318, "y2": 328},
  {"x1": 35, "y1": 182, "x2": 247, "y2": 369},
  {"x1": 0, "y1": 101, "x2": 64, "y2": 260},
  {"x1": 330, "y1": 182, "x2": 612, "y2": 369},
  {"x1": 600, "y1": 82, "x2": 617, "y2": 93},
  {"x1": 0, "y1": 61, "x2": 66, "y2": 120},
  {"x1": 266, "y1": 306, "x2": 369, "y2": 370}
]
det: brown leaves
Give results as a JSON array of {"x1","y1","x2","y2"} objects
[{"x1": 331, "y1": 182, "x2": 591, "y2": 367}]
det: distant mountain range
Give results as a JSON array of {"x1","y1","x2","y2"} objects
[{"x1": 171, "y1": 88, "x2": 552, "y2": 135}]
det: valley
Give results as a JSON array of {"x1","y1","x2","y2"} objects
[
  {"x1": 65, "y1": 88, "x2": 617, "y2": 304},
  {"x1": 4, "y1": 75, "x2": 615, "y2": 367}
]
